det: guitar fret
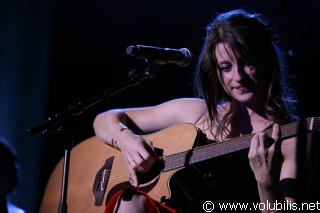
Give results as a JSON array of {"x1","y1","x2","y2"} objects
[{"x1": 163, "y1": 117, "x2": 319, "y2": 173}]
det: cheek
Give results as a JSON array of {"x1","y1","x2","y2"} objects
[
  {"x1": 218, "y1": 73, "x2": 232, "y2": 94},
  {"x1": 217, "y1": 71, "x2": 226, "y2": 87},
  {"x1": 219, "y1": 72, "x2": 232, "y2": 86}
]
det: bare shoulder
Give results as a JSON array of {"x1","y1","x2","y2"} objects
[
  {"x1": 158, "y1": 98, "x2": 207, "y2": 122},
  {"x1": 163, "y1": 98, "x2": 206, "y2": 108},
  {"x1": 123, "y1": 98, "x2": 207, "y2": 131}
]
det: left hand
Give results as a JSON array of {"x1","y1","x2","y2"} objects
[{"x1": 248, "y1": 123, "x2": 282, "y2": 187}]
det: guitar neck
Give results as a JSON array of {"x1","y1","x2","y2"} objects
[{"x1": 163, "y1": 117, "x2": 319, "y2": 172}]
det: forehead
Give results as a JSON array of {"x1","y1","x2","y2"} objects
[{"x1": 215, "y1": 43, "x2": 237, "y2": 63}]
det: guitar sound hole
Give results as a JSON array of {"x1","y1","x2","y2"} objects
[{"x1": 137, "y1": 160, "x2": 165, "y2": 186}]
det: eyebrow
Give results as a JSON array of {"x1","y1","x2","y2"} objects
[{"x1": 217, "y1": 60, "x2": 232, "y2": 66}]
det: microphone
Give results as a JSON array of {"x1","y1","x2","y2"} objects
[{"x1": 126, "y1": 45, "x2": 193, "y2": 67}]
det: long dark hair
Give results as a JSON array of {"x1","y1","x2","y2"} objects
[{"x1": 194, "y1": 9, "x2": 299, "y2": 139}]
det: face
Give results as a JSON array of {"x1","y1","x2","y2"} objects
[{"x1": 215, "y1": 43, "x2": 267, "y2": 104}]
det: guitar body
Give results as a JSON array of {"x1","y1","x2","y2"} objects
[
  {"x1": 167, "y1": 149, "x2": 260, "y2": 213},
  {"x1": 40, "y1": 123, "x2": 199, "y2": 213},
  {"x1": 39, "y1": 117, "x2": 320, "y2": 213}
]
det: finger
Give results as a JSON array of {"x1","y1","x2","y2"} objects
[
  {"x1": 248, "y1": 133, "x2": 260, "y2": 158},
  {"x1": 271, "y1": 123, "x2": 280, "y2": 142},
  {"x1": 139, "y1": 142, "x2": 158, "y2": 166},
  {"x1": 270, "y1": 123, "x2": 281, "y2": 154},
  {"x1": 128, "y1": 155, "x2": 146, "y2": 173},
  {"x1": 250, "y1": 133, "x2": 260, "y2": 149},
  {"x1": 144, "y1": 139, "x2": 159, "y2": 159},
  {"x1": 125, "y1": 150, "x2": 139, "y2": 167},
  {"x1": 128, "y1": 167, "x2": 139, "y2": 187},
  {"x1": 124, "y1": 154, "x2": 139, "y2": 186},
  {"x1": 128, "y1": 158, "x2": 136, "y2": 167},
  {"x1": 258, "y1": 133, "x2": 268, "y2": 154}
]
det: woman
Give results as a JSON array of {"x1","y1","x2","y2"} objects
[{"x1": 93, "y1": 9, "x2": 317, "y2": 213}]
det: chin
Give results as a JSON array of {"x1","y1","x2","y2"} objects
[{"x1": 234, "y1": 94, "x2": 255, "y2": 103}]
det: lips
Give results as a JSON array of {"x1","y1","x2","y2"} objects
[
  {"x1": 233, "y1": 85, "x2": 249, "y2": 92},
  {"x1": 233, "y1": 85, "x2": 245, "y2": 89}
]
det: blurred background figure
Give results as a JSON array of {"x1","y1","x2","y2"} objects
[{"x1": 0, "y1": 136, "x2": 25, "y2": 213}]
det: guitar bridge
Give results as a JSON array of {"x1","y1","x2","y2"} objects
[{"x1": 93, "y1": 156, "x2": 114, "y2": 206}]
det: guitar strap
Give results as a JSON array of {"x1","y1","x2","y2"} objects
[{"x1": 104, "y1": 189, "x2": 177, "y2": 213}]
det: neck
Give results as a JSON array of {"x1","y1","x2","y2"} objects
[
  {"x1": 231, "y1": 100, "x2": 267, "y2": 120},
  {"x1": 229, "y1": 101, "x2": 272, "y2": 136}
]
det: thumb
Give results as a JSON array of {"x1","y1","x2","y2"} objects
[{"x1": 129, "y1": 168, "x2": 139, "y2": 187}]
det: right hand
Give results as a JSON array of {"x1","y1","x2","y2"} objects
[{"x1": 116, "y1": 130, "x2": 159, "y2": 187}]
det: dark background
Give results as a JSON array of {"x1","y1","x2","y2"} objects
[{"x1": 0, "y1": 0, "x2": 319, "y2": 212}]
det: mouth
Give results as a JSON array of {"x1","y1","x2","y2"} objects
[
  {"x1": 233, "y1": 85, "x2": 249, "y2": 93},
  {"x1": 233, "y1": 85, "x2": 245, "y2": 89}
]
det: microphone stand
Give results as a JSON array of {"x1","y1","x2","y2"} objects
[{"x1": 27, "y1": 64, "x2": 159, "y2": 213}]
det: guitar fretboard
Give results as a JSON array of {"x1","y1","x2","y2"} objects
[{"x1": 163, "y1": 117, "x2": 319, "y2": 172}]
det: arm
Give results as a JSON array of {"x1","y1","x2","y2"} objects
[
  {"x1": 249, "y1": 124, "x2": 318, "y2": 212},
  {"x1": 93, "y1": 98, "x2": 206, "y2": 144},
  {"x1": 93, "y1": 98, "x2": 207, "y2": 186}
]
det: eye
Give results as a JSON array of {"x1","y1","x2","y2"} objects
[{"x1": 218, "y1": 64, "x2": 232, "y2": 72}]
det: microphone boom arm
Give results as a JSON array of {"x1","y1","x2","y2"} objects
[{"x1": 26, "y1": 66, "x2": 156, "y2": 137}]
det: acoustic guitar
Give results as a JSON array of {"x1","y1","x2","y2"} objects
[{"x1": 39, "y1": 117, "x2": 319, "y2": 213}]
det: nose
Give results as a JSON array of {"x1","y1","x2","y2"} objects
[{"x1": 233, "y1": 65, "x2": 245, "y2": 82}]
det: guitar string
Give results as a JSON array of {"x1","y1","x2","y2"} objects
[
  {"x1": 148, "y1": 118, "x2": 318, "y2": 172},
  {"x1": 104, "y1": 119, "x2": 319, "y2": 186},
  {"x1": 105, "y1": 119, "x2": 319, "y2": 182},
  {"x1": 100, "y1": 125, "x2": 199, "y2": 184},
  {"x1": 166, "y1": 120, "x2": 315, "y2": 168},
  {"x1": 163, "y1": 119, "x2": 319, "y2": 171}
]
